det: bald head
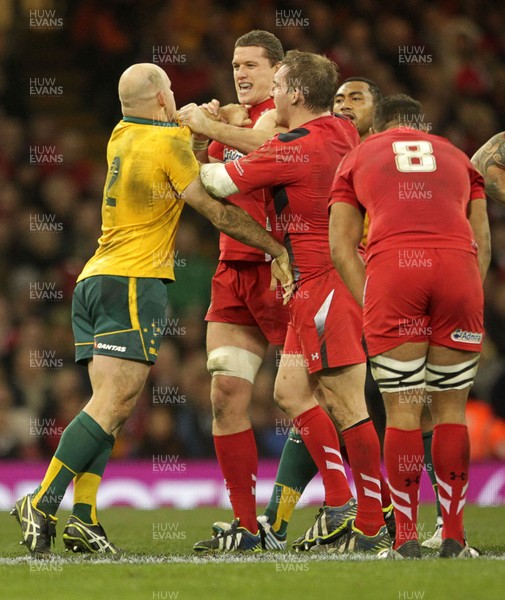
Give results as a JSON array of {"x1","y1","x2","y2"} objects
[{"x1": 118, "y1": 63, "x2": 175, "y2": 120}]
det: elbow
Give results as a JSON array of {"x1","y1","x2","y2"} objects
[{"x1": 330, "y1": 246, "x2": 345, "y2": 275}]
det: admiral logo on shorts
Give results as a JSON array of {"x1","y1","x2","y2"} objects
[
  {"x1": 94, "y1": 342, "x2": 127, "y2": 352},
  {"x1": 450, "y1": 329, "x2": 483, "y2": 344}
]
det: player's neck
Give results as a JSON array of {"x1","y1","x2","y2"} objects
[{"x1": 288, "y1": 109, "x2": 330, "y2": 130}]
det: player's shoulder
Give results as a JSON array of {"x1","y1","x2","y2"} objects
[{"x1": 277, "y1": 128, "x2": 311, "y2": 144}]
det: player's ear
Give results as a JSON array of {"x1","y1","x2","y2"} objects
[
  {"x1": 292, "y1": 88, "x2": 301, "y2": 105},
  {"x1": 156, "y1": 90, "x2": 166, "y2": 107}
]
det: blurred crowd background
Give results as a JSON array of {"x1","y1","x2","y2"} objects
[{"x1": 0, "y1": 0, "x2": 505, "y2": 462}]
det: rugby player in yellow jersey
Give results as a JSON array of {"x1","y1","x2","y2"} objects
[{"x1": 11, "y1": 63, "x2": 293, "y2": 557}]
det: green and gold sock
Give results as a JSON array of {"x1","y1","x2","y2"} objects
[
  {"x1": 32, "y1": 412, "x2": 111, "y2": 517},
  {"x1": 72, "y1": 434, "x2": 115, "y2": 524},
  {"x1": 264, "y1": 428, "x2": 318, "y2": 536}
]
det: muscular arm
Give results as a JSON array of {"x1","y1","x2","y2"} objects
[
  {"x1": 467, "y1": 198, "x2": 491, "y2": 282},
  {"x1": 471, "y1": 132, "x2": 505, "y2": 204},
  {"x1": 329, "y1": 203, "x2": 366, "y2": 306},
  {"x1": 179, "y1": 104, "x2": 285, "y2": 155},
  {"x1": 181, "y1": 176, "x2": 293, "y2": 292}
]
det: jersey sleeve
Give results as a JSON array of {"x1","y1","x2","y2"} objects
[
  {"x1": 208, "y1": 140, "x2": 224, "y2": 162},
  {"x1": 328, "y1": 149, "x2": 364, "y2": 214},
  {"x1": 161, "y1": 130, "x2": 201, "y2": 195},
  {"x1": 224, "y1": 137, "x2": 296, "y2": 195}
]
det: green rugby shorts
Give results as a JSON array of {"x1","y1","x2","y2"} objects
[{"x1": 72, "y1": 275, "x2": 169, "y2": 365}]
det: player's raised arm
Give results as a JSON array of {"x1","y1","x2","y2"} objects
[
  {"x1": 471, "y1": 132, "x2": 505, "y2": 205},
  {"x1": 180, "y1": 176, "x2": 293, "y2": 298},
  {"x1": 179, "y1": 103, "x2": 285, "y2": 155}
]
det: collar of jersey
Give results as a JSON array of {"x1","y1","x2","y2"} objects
[{"x1": 123, "y1": 116, "x2": 179, "y2": 127}]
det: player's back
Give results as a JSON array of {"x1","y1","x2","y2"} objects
[
  {"x1": 348, "y1": 128, "x2": 483, "y2": 259},
  {"x1": 78, "y1": 119, "x2": 199, "y2": 282}
]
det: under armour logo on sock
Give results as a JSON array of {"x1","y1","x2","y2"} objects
[
  {"x1": 449, "y1": 471, "x2": 466, "y2": 481},
  {"x1": 404, "y1": 476, "x2": 420, "y2": 487}
]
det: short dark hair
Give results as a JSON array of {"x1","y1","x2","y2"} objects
[
  {"x1": 342, "y1": 77, "x2": 382, "y2": 104},
  {"x1": 373, "y1": 94, "x2": 423, "y2": 132},
  {"x1": 282, "y1": 50, "x2": 339, "y2": 113},
  {"x1": 235, "y1": 30, "x2": 284, "y2": 65}
]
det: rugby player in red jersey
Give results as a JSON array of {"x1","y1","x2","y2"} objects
[
  {"x1": 330, "y1": 94, "x2": 490, "y2": 558},
  {"x1": 335, "y1": 78, "x2": 445, "y2": 550},
  {"x1": 196, "y1": 51, "x2": 392, "y2": 555},
  {"x1": 179, "y1": 30, "x2": 292, "y2": 551}
]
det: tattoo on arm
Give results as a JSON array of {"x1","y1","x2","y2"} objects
[{"x1": 472, "y1": 132, "x2": 505, "y2": 204}]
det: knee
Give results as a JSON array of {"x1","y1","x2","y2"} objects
[{"x1": 273, "y1": 380, "x2": 300, "y2": 415}]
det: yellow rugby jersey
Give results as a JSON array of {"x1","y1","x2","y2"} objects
[
  {"x1": 78, "y1": 118, "x2": 200, "y2": 282},
  {"x1": 362, "y1": 213, "x2": 370, "y2": 246}
]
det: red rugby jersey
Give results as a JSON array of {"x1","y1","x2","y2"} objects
[
  {"x1": 208, "y1": 98, "x2": 278, "y2": 261},
  {"x1": 329, "y1": 127, "x2": 485, "y2": 261},
  {"x1": 225, "y1": 114, "x2": 359, "y2": 283}
]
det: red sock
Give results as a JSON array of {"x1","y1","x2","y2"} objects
[
  {"x1": 380, "y1": 471, "x2": 392, "y2": 508},
  {"x1": 293, "y1": 406, "x2": 352, "y2": 506},
  {"x1": 384, "y1": 427, "x2": 424, "y2": 549},
  {"x1": 432, "y1": 423, "x2": 469, "y2": 546},
  {"x1": 343, "y1": 419, "x2": 384, "y2": 535},
  {"x1": 214, "y1": 429, "x2": 258, "y2": 533},
  {"x1": 342, "y1": 442, "x2": 391, "y2": 509}
]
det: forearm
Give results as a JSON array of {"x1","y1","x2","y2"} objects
[
  {"x1": 332, "y1": 247, "x2": 366, "y2": 306},
  {"x1": 206, "y1": 120, "x2": 272, "y2": 154},
  {"x1": 213, "y1": 201, "x2": 285, "y2": 258},
  {"x1": 475, "y1": 231, "x2": 491, "y2": 282}
]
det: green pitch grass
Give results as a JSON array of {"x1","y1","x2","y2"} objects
[{"x1": 1, "y1": 505, "x2": 504, "y2": 600}]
